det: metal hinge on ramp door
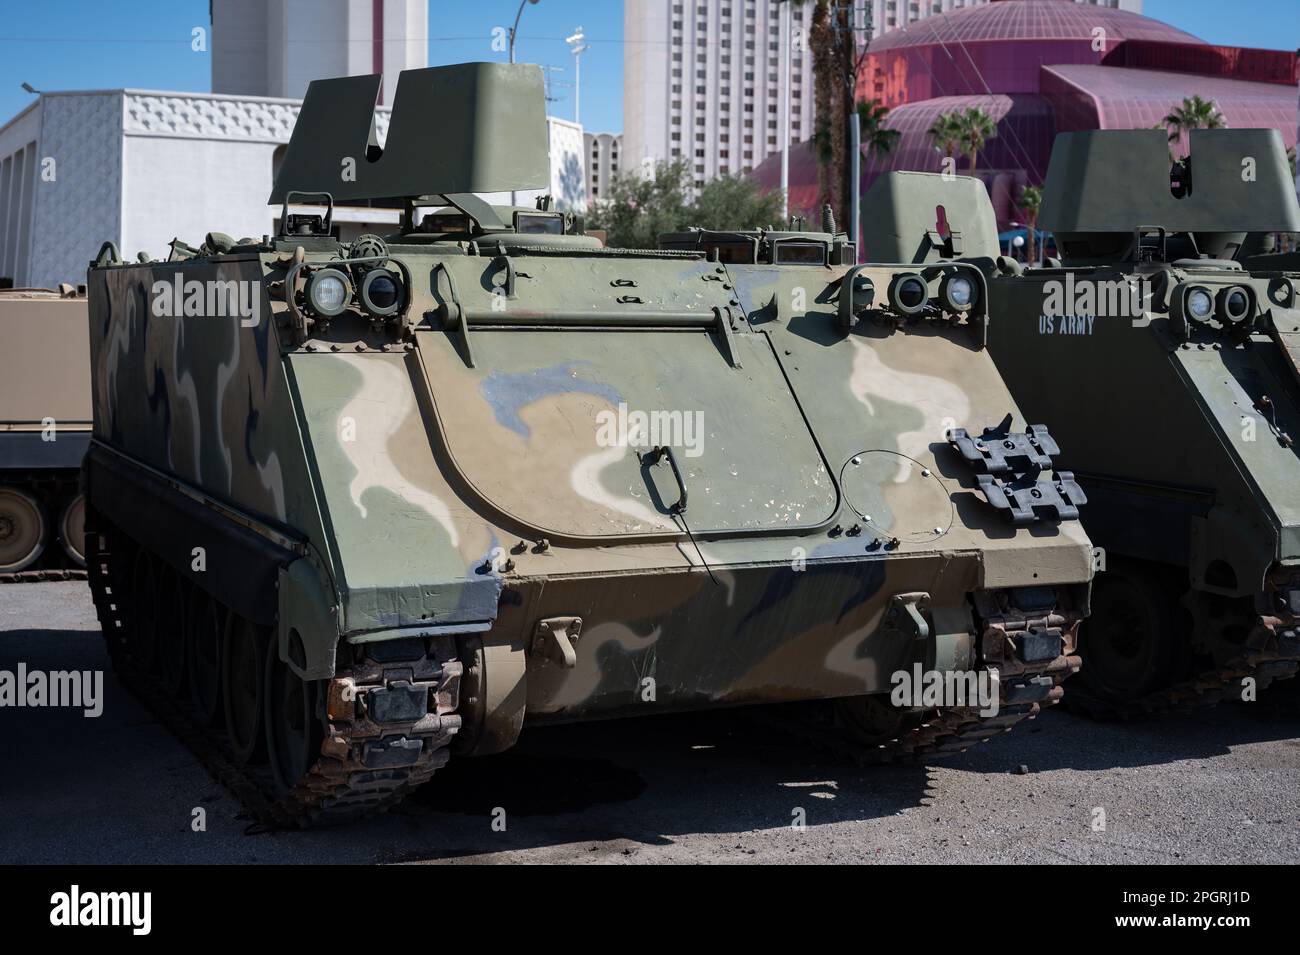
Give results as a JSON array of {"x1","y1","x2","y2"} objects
[{"x1": 533, "y1": 616, "x2": 583, "y2": 668}]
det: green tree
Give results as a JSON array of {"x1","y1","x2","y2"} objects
[
  {"x1": 587, "y1": 160, "x2": 784, "y2": 249},
  {"x1": 1162, "y1": 94, "x2": 1226, "y2": 151},
  {"x1": 957, "y1": 107, "x2": 998, "y2": 175},
  {"x1": 586, "y1": 159, "x2": 690, "y2": 249},
  {"x1": 926, "y1": 111, "x2": 963, "y2": 161},
  {"x1": 687, "y1": 173, "x2": 786, "y2": 232},
  {"x1": 858, "y1": 99, "x2": 901, "y2": 169},
  {"x1": 1018, "y1": 184, "x2": 1043, "y2": 264}
]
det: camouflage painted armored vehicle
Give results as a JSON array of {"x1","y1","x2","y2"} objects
[
  {"x1": 863, "y1": 129, "x2": 1300, "y2": 717},
  {"x1": 83, "y1": 63, "x2": 1092, "y2": 827},
  {"x1": 0, "y1": 285, "x2": 91, "y2": 578}
]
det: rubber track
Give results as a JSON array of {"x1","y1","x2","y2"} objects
[
  {"x1": 748, "y1": 659, "x2": 1079, "y2": 766},
  {"x1": 1063, "y1": 650, "x2": 1300, "y2": 721},
  {"x1": 86, "y1": 525, "x2": 462, "y2": 828},
  {"x1": 0, "y1": 568, "x2": 87, "y2": 583}
]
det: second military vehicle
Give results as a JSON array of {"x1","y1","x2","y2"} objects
[
  {"x1": 84, "y1": 63, "x2": 1092, "y2": 826},
  {"x1": 0, "y1": 285, "x2": 91, "y2": 578},
  {"x1": 863, "y1": 129, "x2": 1300, "y2": 716}
]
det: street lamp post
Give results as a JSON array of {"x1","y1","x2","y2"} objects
[
  {"x1": 508, "y1": 0, "x2": 539, "y2": 65},
  {"x1": 566, "y1": 27, "x2": 589, "y2": 125}
]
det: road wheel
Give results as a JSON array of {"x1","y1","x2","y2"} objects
[
  {"x1": 59, "y1": 493, "x2": 87, "y2": 566},
  {"x1": 224, "y1": 614, "x2": 269, "y2": 764},
  {"x1": 0, "y1": 486, "x2": 46, "y2": 572},
  {"x1": 1077, "y1": 562, "x2": 1178, "y2": 704},
  {"x1": 265, "y1": 645, "x2": 322, "y2": 793},
  {"x1": 156, "y1": 564, "x2": 187, "y2": 698},
  {"x1": 187, "y1": 592, "x2": 224, "y2": 727},
  {"x1": 834, "y1": 693, "x2": 913, "y2": 745},
  {"x1": 127, "y1": 549, "x2": 159, "y2": 671}
]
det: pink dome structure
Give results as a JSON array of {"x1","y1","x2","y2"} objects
[{"x1": 752, "y1": 0, "x2": 1298, "y2": 232}]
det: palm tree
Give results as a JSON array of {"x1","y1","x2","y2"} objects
[
  {"x1": 926, "y1": 111, "x2": 962, "y2": 162},
  {"x1": 1018, "y1": 184, "x2": 1043, "y2": 263},
  {"x1": 957, "y1": 107, "x2": 998, "y2": 175},
  {"x1": 858, "y1": 99, "x2": 901, "y2": 169},
  {"x1": 1162, "y1": 95, "x2": 1226, "y2": 153}
]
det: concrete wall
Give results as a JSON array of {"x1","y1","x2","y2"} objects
[
  {"x1": 0, "y1": 101, "x2": 42, "y2": 285},
  {"x1": 27, "y1": 94, "x2": 123, "y2": 290}
]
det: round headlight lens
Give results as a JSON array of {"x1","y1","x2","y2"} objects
[
  {"x1": 361, "y1": 269, "x2": 402, "y2": 316},
  {"x1": 308, "y1": 270, "x2": 350, "y2": 316},
  {"x1": 1218, "y1": 286, "x2": 1251, "y2": 325},
  {"x1": 944, "y1": 275, "x2": 974, "y2": 310},
  {"x1": 1186, "y1": 286, "x2": 1213, "y2": 321},
  {"x1": 890, "y1": 274, "x2": 928, "y2": 314}
]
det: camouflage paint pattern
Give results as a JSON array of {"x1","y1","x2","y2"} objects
[{"x1": 86, "y1": 233, "x2": 1093, "y2": 735}]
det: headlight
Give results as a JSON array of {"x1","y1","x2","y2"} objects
[
  {"x1": 1185, "y1": 285, "x2": 1214, "y2": 322},
  {"x1": 1216, "y1": 285, "x2": 1252, "y2": 326},
  {"x1": 361, "y1": 268, "x2": 403, "y2": 317},
  {"x1": 888, "y1": 273, "x2": 928, "y2": 315},
  {"x1": 939, "y1": 273, "x2": 975, "y2": 312},
  {"x1": 306, "y1": 268, "x2": 351, "y2": 316}
]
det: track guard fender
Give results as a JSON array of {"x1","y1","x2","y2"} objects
[{"x1": 278, "y1": 556, "x2": 342, "y2": 680}]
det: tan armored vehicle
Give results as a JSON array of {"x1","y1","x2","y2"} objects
[{"x1": 0, "y1": 285, "x2": 90, "y2": 576}]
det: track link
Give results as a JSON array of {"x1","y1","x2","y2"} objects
[
  {"x1": 1064, "y1": 644, "x2": 1300, "y2": 721},
  {"x1": 749, "y1": 658, "x2": 1078, "y2": 766},
  {"x1": 1, "y1": 568, "x2": 87, "y2": 583},
  {"x1": 87, "y1": 523, "x2": 462, "y2": 827}
]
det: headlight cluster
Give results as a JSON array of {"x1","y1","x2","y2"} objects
[
  {"x1": 1176, "y1": 282, "x2": 1255, "y2": 329},
  {"x1": 303, "y1": 264, "x2": 405, "y2": 318},
  {"x1": 886, "y1": 270, "x2": 978, "y2": 316}
]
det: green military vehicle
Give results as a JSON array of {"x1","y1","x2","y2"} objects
[
  {"x1": 0, "y1": 285, "x2": 91, "y2": 577},
  {"x1": 863, "y1": 128, "x2": 1300, "y2": 716},
  {"x1": 84, "y1": 63, "x2": 1093, "y2": 826}
]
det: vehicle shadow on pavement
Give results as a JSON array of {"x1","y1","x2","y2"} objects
[{"x1": 3, "y1": 617, "x2": 1298, "y2": 863}]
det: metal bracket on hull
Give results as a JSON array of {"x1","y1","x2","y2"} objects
[{"x1": 532, "y1": 616, "x2": 583, "y2": 668}]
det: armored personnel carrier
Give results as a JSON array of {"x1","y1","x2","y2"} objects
[
  {"x1": 84, "y1": 63, "x2": 1092, "y2": 826},
  {"x1": 863, "y1": 129, "x2": 1300, "y2": 717},
  {"x1": 0, "y1": 285, "x2": 91, "y2": 577}
]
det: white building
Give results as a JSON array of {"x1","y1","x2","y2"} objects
[
  {"x1": 871, "y1": 0, "x2": 1141, "y2": 35},
  {"x1": 584, "y1": 132, "x2": 624, "y2": 201},
  {"x1": 621, "y1": 0, "x2": 1143, "y2": 189},
  {"x1": 211, "y1": 0, "x2": 428, "y2": 104},
  {"x1": 623, "y1": 0, "x2": 817, "y2": 188},
  {"x1": 0, "y1": 0, "x2": 587, "y2": 288}
]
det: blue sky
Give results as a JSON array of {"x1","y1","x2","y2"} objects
[{"x1": 0, "y1": 0, "x2": 1295, "y2": 135}]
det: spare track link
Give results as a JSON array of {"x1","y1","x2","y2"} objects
[
  {"x1": 750, "y1": 656, "x2": 1081, "y2": 766},
  {"x1": 86, "y1": 524, "x2": 462, "y2": 827}
]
